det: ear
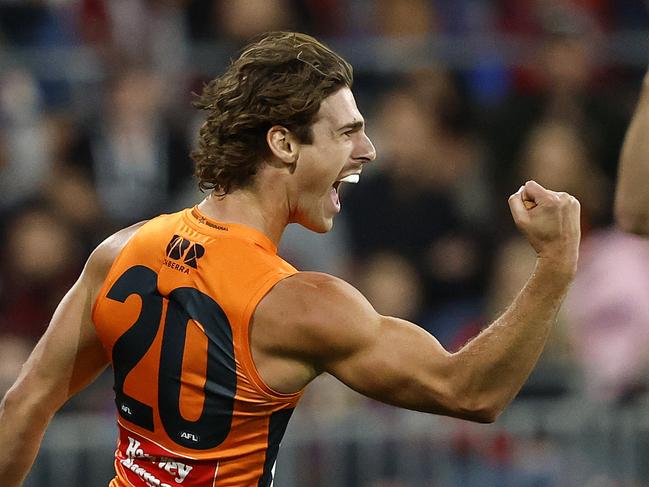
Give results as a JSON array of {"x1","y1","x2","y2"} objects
[{"x1": 266, "y1": 125, "x2": 300, "y2": 167}]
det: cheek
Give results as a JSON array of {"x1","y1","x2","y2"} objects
[
  {"x1": 296, "y1": 162, "x2": 330, "y2": 197},
  {"x1": 307, "y1": 152, "x2": 339, "y2": 182},
  {"x1": 297, "y1": 141, "x2": 348, "y2": 192},
  {"x1": 324, "y1": 141, "x2": 351, "y2": 168}
]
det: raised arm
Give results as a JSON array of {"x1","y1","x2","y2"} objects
[
  {"x1": 253, "y1": 181, "x2": 580, "y2": 422},
  {"x1": 615, "y1": 71, "x2": 649, "y2": 235},
  {"x1": 0, "y1": 223, "x2": 143, "y2": 487}
]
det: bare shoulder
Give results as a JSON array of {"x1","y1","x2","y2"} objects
[
  {"x1": 84, "y1": 220, "x2": 148, "y2": 288},
  {"x1": 87, "y1": 221, "x2": 147, "y2": 273},
  {"x1": 255, "y1": 271, "x2": 380, "y2": 365},
  {"x1": 262, "y1": 271, "x2": 376, "y2": 326},
  {"x1": 270, "y1": 271, "x2": 369, "y2": 306}
]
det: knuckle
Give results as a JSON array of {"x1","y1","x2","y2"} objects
[
  {"x1": 554, "y1": 192, "x2": 574, "y2": 207},
  {"x1": 564, "y1": 195, "x2": 579, "y2": 210}
]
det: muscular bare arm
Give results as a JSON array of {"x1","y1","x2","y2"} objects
[
  {"x1": 253, "y1": 181, "x2": 580, "y2": 422},
  {"x1": 0, "y1": 222, "x2": 144, "y2": 487},
  {"x1": 615, "y1": 72, "x2": 649, "y2": 235}
]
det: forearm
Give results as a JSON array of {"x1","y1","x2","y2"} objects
[
  {"x1": 615, "y1": 74, "x2": 649, "y2": 235},
  {"x1": 452, "y1": 258, "x2": 573, "y2": 420},
  {"x1": 0, "y1": 387, "x2": 56, "y2": 486}
]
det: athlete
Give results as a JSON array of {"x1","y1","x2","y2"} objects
[
  {"x1": 0, "y1": 32, "x2": 581, "y2": 487},
  {"x1": 615, "y1": 68, "x2": 649, "y2": 236}
]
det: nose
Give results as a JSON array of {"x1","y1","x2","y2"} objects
[{"x1": 354, "y1": 131, "x2": 377, "y2": 164}]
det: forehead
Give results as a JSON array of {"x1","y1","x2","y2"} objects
[{"x1": 315, "y1": 87, "x2": 363, "y2": 128}]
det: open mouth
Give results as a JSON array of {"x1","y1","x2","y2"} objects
[
  {"x1": 333, "y1": 173, "x2": 361, "y2": 192},
  {"x1": 339, "y1": 174, "x2": 360, "y2": 184},
  {"x1": 331, "y1": 173, "x2": 360, "y2": 211}
]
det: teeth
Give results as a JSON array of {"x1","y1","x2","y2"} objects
[{"x1": 339, "y1": 174, "x2": 360, "y2": 184}]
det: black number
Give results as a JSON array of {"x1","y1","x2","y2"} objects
[
  {"x1": 159, "y1": 287, "x2": 235, "y2": 449},
  {"x1": 108, "y1": 266, "x2": 162, "y2": 431},
  {"x1": 106, "y1": 266, "x2": 237, "y2": 450}
]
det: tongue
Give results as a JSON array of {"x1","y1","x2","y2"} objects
[{"x1": 330, "y1": 186, "x2": 341, "y2": 211}]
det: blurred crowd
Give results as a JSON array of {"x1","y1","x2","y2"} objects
[{"x1": 2, "y1": 0, "x2": 649, "y2": 449}]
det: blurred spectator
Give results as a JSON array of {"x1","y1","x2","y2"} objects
[
  {"x1": 217, "y1": 0, "x2": 297, "y2": 41},
  {"x1": 498, "y1": 0, "x2": 610, "y2": 36},
  {"x1": 80, "y1": 0, "x2": 189, "y2": 96},
  {"x1": 373, "y1": 0, "x2": 438, "y2": 39},
  {"x1": 566, "y1": 229, "x2": 649, "y2": 403},
  {"x1": 69, "y1": 68, "x2": 193, "y2": 226},
  {"x1": 43, "y1": 164, "x2": 108, "y2": 245},
  {"x1": 517, "y1": 120, "x2": 611, "y2": 231},
  {"x1": 0, "y1": 70, "x2": 52, "y2": 209},
  {"x1": 346, "y1": 80, "x2": 494, "y2": 322},
  {"x1": 355, "y1": 251, "x2": 423, "y2": 322},
  {"x1": 185, "y1": 0, "x2": 300, "y2": 41},
  {"x1": 487, "y1": 3, "x2": 627, "y2": 199},
  {"x1": 346, "y1": 88, "x2": 457, "y2": 258},
  {"x1": 0, "y1": 204, "x2": 82, "y2": 340}
]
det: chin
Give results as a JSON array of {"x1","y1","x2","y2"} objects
[{"x1": 301, "y1": 217, "x2": 334, "y2": 234}]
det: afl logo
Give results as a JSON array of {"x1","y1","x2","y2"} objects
[
  {"x1": 165, "y1": 235, "x2": 205, "y2": 269},
  {"x1": 180, "y1": 431, "x2": 200, "y2": 442}
]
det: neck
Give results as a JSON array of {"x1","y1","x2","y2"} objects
[{"x1": 196, "y1": 186, "x2": 289, "y2": 247}]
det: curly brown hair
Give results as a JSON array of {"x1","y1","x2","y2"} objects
[{"x1": 192, "y1": 31, "x2": 353, "y2": 195}]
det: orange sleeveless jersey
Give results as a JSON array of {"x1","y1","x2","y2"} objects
[{"x1": 92, "y1": 207, "x2": 301, "y2": 487}]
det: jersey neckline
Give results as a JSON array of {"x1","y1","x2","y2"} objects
[{"x1": 185, "y1": 206, "x2": 278, "y2": 254}]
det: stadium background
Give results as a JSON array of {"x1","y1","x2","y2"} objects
[{"x1": 1, "y1": 0, "x2": 649, "y2": 485}]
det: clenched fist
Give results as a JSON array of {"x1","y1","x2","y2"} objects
[{"x1": 508, "y1": 180, "x2": 581, "y2": 277}]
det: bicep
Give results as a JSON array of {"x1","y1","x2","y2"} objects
[
  {"x1": 262, "y1": 273, "x2": 461, "y2": 414},
  {"x1": 323, "y1": 314, "x2": 455, "y2": 413},
  {"x1": 11, "y1": 275, "x2": 109, "y2": 411}
]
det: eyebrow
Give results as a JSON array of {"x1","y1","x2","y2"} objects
[{"x1": 337, "y1": 120, "x2": 364, "y2": 133}]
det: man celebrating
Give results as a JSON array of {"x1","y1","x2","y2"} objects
[{"x1": 0, "y1": 32, "x2": 580, "y2": 486}]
